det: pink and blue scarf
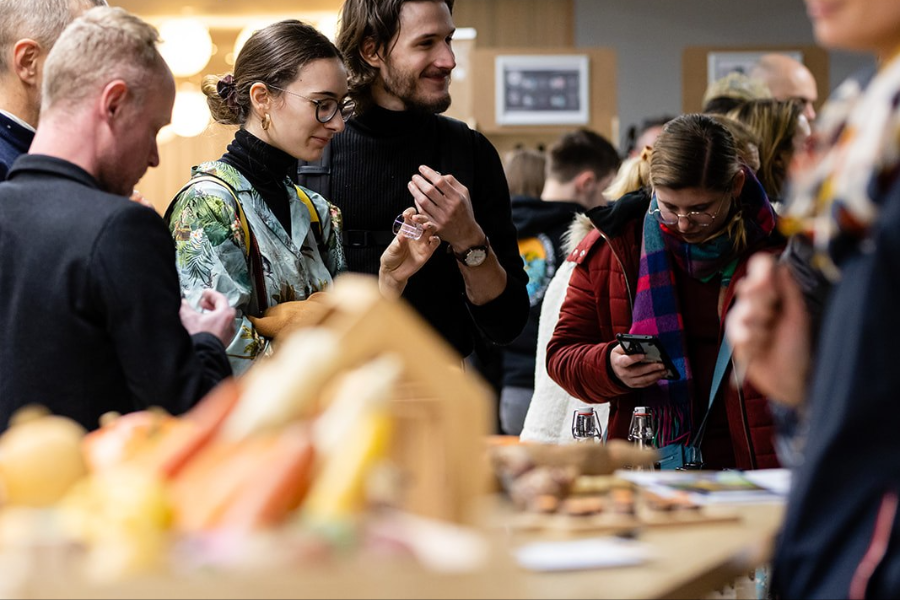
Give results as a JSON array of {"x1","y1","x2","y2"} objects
[{"x1": 630, "y1": 167, "x2": 775, "y2": 446}]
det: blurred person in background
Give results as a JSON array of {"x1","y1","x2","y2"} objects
[
  {"x1": 750, "y1": 52, "x2": 819, "y2": 122},
  {"x1": 0, "y1": 0, "x2": 107, "y2": 179},
  {"x1": 623, "y1": 115, "x2": 673, "y2": 159},
  {"x1": 499, "y1": 130, "x2": 620, "y2": 434},
  {"x1": 701, "y1": 71, "x2": 771, "y2": 116},
  {"x1": 547, "y1": 114, "x2": 783, "y2": 470},
  {"x1": 167, "y1": 20, "x2": 439, "y2": 376},
  {"x1": 727, "y1": 98, "x2": 811, "y2": 210},
  {"x1": 727, "y1": 1, "x2": 900, "y2": 596},
  {"x1": 0, "y1": 7, "x2": 234, "y2": 432}
]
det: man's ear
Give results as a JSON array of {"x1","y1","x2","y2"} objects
[
  {"x1": 99, "y1": 80, "x2": 129, "y2": 123},
  {"x1": 360, "y1": 37, "x2": 383, "y2": 69},
  {"x1": 573, "y1": 170, "x2": 597, "y2": 196},
  {"x1": 12, "y1": 39, "x2": 41, "y2": 86}
]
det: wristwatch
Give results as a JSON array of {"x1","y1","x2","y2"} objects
[{"x1": 453, "y1": 237, "x2": 490, "y2": 267}]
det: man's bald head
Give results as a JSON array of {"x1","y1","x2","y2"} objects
[{"x1": 751, "y1": 53, "x2": 818, "y2": 121}]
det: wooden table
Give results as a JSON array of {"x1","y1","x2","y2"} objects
[
  {"x1": 513, "y1": 502, "x2": 785, "y2": 599},
  {"x1": 18, "y1": 500, "x2": 784, "y2": 599}
]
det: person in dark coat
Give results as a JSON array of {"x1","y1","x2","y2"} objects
[
  {"x1": 0, "y1": 7, "x2": 234, "y2": 432},
  {"x1": 548, "y1": 114, "x2": 783, "y2": 470},
  {"x1": 727, "y1": 1, "x2": 900, "y2": 596}
]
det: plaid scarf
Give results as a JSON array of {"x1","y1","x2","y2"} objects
[
  {"x1": 630, "y1": 168, "x2": 775, "y2": 446},
  {"x1": 782, "y1": 53, "x2": 900, "y2": 280}
]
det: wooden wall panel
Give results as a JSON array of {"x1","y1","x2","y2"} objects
[{"x1": 454, "y1": 0, "x2": 573, "y2": 48}]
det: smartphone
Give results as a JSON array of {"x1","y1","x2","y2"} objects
[{"x1": 615, "y1": 333, "x2": 681, "y2": 380}]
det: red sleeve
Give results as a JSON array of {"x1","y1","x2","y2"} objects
[{"x1": 546, "y1": 235, "x2": 631, "y2": 403}]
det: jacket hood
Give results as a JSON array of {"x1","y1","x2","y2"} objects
[
  {"x1": 585, "y1": 188, "x2": 651, "y2": 236},
  {"x1": 511, "y1": 195, "x2": 584, "y2": 237}
]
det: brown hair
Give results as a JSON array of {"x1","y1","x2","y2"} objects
[
  {"x1": 707, "y1": 114, "x2": 762, "y2": 173},
  {"x1": 651, "y1": 113, "x2": 748, "y2": 250},
  {"x1": 650, "y1": 113, "x2": 742, "y2": 192},
  {"x1": 547, "y1": 128, "x2": 620, "y2": 184},
  {"x1": 202, "y1": 19, "x2": 342, "y2": 125},
  {"x1": 504, "y1": 148, "x2": 545, "y2": 198},
  {"x1": 337, "y1": 0, "x2": 453, "y2": 111},
  {"x1": 727, "y1": 99, "x2": 803, "y2": 199}
]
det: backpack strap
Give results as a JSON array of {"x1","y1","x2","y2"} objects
[
  {"x1": 293, "y1": 184, "x2": 326, "y2": 255},
  {"x1": 166, "y1": 173, "x2": 268, "y2": 318},
  {"x1": 687, "y1": 338, "x2": 734, "y2": 451}
]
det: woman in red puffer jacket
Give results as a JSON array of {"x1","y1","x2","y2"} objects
[{"x1": 547, "y1": 114, "x2": 782, "y2": 470}]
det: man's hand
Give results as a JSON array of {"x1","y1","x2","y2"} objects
[
  {"x1": 609, "y1": 344, "x2": 669, "y2": 388},
  {"x1": 179, "y1": 288, "x2": 236, "y2": 346},
  {"x1": 379, "y1": 208, "x2": 441, "y2": 299},
  {"x1": 408, "y1": 164, "x2": 484, "y2": 251},
  {"x1": 726, "y1": 253, "x2": 811, "y2": 406}
]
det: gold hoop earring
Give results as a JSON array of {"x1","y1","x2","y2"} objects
[{"x1": 261, "y1": 113, "x2": 271, "y2": 131}]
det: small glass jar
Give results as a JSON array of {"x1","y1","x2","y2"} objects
[{"x1": 571, "y1": 408, "x2": 603, "y2": 443}]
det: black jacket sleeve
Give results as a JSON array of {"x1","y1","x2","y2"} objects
[
  {"x1": 466, "y1": 131, "x2": 530, "y2": 345},
  {"x1": 92, "y1": 205, "x2": 232, "y2": 414}
]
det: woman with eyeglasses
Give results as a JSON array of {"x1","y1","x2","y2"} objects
[
  {"x1": 546, "y1": 113, "x2": 784, "y2": 470},
  {"x1": 167, "y1": 20, "x2": 439, "y2": 374}
]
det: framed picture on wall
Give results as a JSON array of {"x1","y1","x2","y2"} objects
[
  {"x1": 495, "y1": 54, "x2": 590, "y2": 126},
  {"x1": 707, "y1": 50, "x2": 803, "y2": 86}
]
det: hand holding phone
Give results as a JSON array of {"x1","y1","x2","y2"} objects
[{"x1": 615, "y1": 333, "x2": 680, "y2": 380}]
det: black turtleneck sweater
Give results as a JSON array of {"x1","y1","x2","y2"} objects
[
  {"x1": 221, "y1": 129, "x2": 297, "y2": 235},
  {"x1": 315, "y1": 105, "x2": 529, "y2": 357}
]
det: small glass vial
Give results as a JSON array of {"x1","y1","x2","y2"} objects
[{"x1": 571, "y1": 409, "x2": 603, "y2": 443}]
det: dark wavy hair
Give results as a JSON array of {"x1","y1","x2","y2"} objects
[{"x1": 337, "y1": 0, "x2": 454, "y2": 112}]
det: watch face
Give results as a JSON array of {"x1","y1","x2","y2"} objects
[{"x1": 464, "y1": 247, "x2": 488, "y2": 267}]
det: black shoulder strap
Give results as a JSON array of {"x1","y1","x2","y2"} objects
[
  {"x1": 296, "y1": 143, "x2": 332, "y2": 201},
  {"x1": 165, "y1": 173, "x2": 268, "y2": 318}
]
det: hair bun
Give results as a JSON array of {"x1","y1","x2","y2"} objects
[{"x1": 216, "y1": 74, "x2": 238, "y2": 110}]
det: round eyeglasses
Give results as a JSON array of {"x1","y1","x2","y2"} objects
[
  {"x1": 268, "y1": 85, "x2": 356, "y2": 123},
  {"x1": 649, "y1": 193, "x2": 729, "y2": 227}
]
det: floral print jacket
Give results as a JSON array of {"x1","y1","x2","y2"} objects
[{"x1": 168, "y1": 161, "x2": 345, "y2": 375}]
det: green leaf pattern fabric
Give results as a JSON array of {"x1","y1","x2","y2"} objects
[{"x1": 168, "y1": 161, "x2": 346, "y2": 375}]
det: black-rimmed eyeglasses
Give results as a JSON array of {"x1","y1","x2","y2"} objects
[
  {"x1": 268, "y1": 85, "x2": 355, "y2": 123},
  {"x1": 649, "y1": 192, "x2": 729, "y2": 227}
]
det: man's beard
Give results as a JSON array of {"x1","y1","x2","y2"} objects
[{"x1": 381, "y1": 62, "x2": 452, "y2": 114}]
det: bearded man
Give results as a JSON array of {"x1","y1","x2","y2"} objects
[{"x1": 298, "y1": 0, "x2": 528, "y2": 360}]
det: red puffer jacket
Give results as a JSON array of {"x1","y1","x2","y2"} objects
[{"x1": 547, "y1": 191, "x2": 781, "y2": 470}]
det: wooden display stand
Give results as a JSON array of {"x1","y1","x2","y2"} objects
[{"x1": 301, "y1": 274, "x2": 496, "y2": 525}]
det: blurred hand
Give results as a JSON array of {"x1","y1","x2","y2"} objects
[
  {"x1": 609, "y1": 344, "x2": 668, "y2": 388},
  {"x1": 247, "y1": 292, "x2": 331, "y2": 340},
  {"x1": 130, "y1": 189, "x2": 153, "y2": 208},
  {"x1": 726, "y1": 253, "x2": 810, "y2": 406},
  {"x1": 379, "y1": 208, "x2": 441, "y2": 299},
  {"x1": 407, "y1": 165, "x2": 483, "y2": 250},
  {"x1": 179, "y1": 289, "x2": 236, "y2": 345}
]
